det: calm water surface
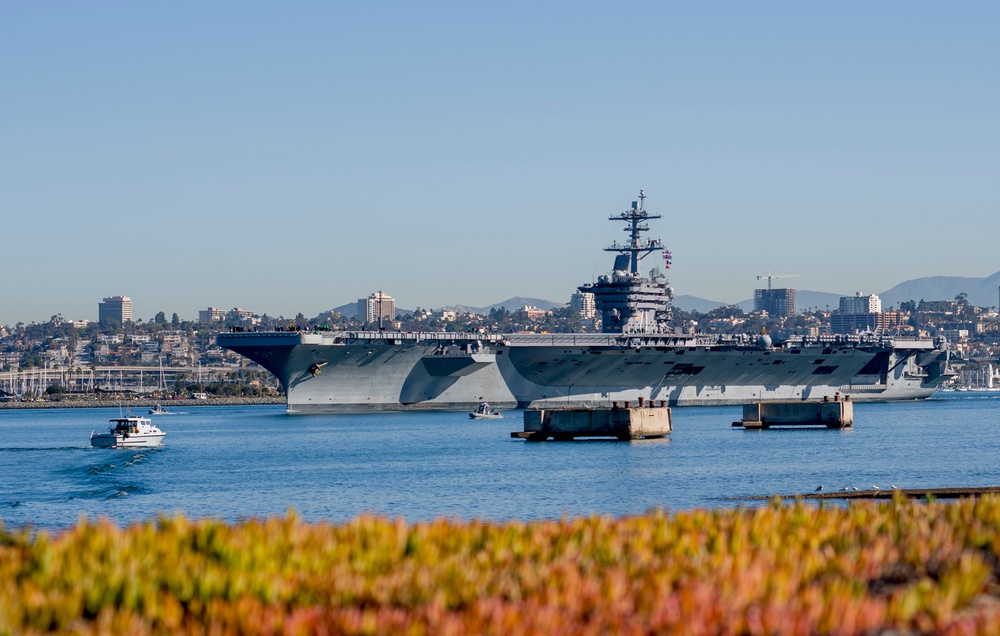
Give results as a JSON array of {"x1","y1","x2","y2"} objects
[{"x1": 1, "y1": 393, "x2": 998, "y2": 530}]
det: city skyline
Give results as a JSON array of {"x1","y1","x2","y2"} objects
[
  {"x1": 3, "y1": 2, "x2": 998, "y2": 327},
  {"x1": 7, "y1": 269, "x2": 1000, "y2": 330}
]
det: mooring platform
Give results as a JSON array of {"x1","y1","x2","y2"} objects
[
  {"x1": 733, "y1": 395, "x2": 853, "y2": 429},
  {"x1": 512, "y1": 399, "x2": 672, "y2": 441}
]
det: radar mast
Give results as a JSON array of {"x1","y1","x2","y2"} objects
[{"x1": 605, "y1": 189, "x2": 663, "y2": 277}]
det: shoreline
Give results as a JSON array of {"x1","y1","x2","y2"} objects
[{"x1": 0, "y1": 396, "x2": 285, "y2": 409}]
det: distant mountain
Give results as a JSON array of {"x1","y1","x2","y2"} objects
[
  {"x1": 323, "y1": 303, "x2": 411, "y2": 319},
  {"x1": 791, "y1": 290, "x2": 849, "y2": 313},
  {"x1": 879, "y1": 271, "x2": 1000, "y2": 308},
  {"x1": 318, "y1": 272, "x2": 1000, "y2": 322},
  {"x1": 672, "y1": 295, "x2": 730, "y2": 313},
  {"x1": 674, "y1": 290, "x2": 845, "y2": 314},
  {"x1": 443, "y1": 297, "x2": 566, "y2": 315},
  {"x1": 328, "y1": 303, "x2": 358, "y2": 318},
  {"x1": 321, "y1": 297, "x2": 563, "y2": 320}
]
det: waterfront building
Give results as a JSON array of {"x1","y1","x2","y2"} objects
[
  {"x1": 358, "y1": 292, "x2": 396, "y2": 325},
  {"x1": 753, "y1": 288, "x2": 796, "y2": 317},
  {"x1": 98, "y1": 296, "x2": 133, "y2": 326},
  {"x1": 840, "y1": 293, "x2": 882, "y2": 314},
  {"x1": 570, "y1": 291, "x2": 596, "y2": 319}
]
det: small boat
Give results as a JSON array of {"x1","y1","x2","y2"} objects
[
  {"x1": 91, "y1": 415, "x2": 166, "y2": 448},
  {"x1": 148, "y1": 404, "x2": 169, "y2": 415},
  {"x1": 470, "y1": 402, "x2": 503, "y2": 420}
]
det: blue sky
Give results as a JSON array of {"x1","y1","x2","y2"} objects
[{"x1": 2, "y1": 2, "x2": 997, "y2": 326}]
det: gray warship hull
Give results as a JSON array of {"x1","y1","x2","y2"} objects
[{"x1": 217, "y1": 331, "x2": 951, "y2": 414}]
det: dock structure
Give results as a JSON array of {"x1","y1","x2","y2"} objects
[
  {"x1": 731, "y1": 486, "x2": 1000, "y2": 502},
  {"x1": 512, "y1": 398, "x2": 672, "y2": 441},
  {"x1": 734, "y1": 394, "x2": 853, "y2": 429}
]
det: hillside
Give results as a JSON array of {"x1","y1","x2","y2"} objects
[
  {"x1": 879, "y1": 271, "x2": 1000, "y2": 308},
  {"x1": 320, "y1": 271, "x2": 1000, "y2": 321}
]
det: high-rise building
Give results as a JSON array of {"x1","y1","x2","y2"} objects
[
  {"x1": 753, "y1": 288, "x2": 796, "y2": 317},
  {"x1": 358, "y1": 292, "x2": 396, "y2": 325},
  {"x1": 570, "y1": 291, "x2": 596, "y2": 319},
  {"x1": 199, "y1": 307, "x2": 226, "y2": 324},
  {"x1": 831, "y1": 293, "x2": 898, "y2": 334},
  {"x1": 839, "y1": 292, "x2": 882, "y2": 314},
  {"x1": 98, "y1": 296, "x2": 133, "y2": 326}
]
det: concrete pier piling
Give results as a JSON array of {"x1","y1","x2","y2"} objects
[
  {"x1": 512, "y1": 398, "x2": 672, "y2": 441},
  {"x1": 734, "y1": 394, "x2": 853, "y2": 429}
]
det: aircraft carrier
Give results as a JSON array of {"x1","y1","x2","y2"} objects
[{"x1": 217, "y1": 192, "x2": 952, "y2": 414}]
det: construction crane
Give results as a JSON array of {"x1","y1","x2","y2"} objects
[{"x1": 757, "y1": 272, "x2": 801, "y2": 290}]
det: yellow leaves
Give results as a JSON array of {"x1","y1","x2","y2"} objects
[{"x1": 3, "y1": 498, "x2": 1000, "y2": 634}]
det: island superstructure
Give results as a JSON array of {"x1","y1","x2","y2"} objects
[
  {"x1": 580, "y1": 190, "x2": 674, "y2": 334},
  {"x1": 217, "y1": 193, "x2": 952, "y2": 414}
]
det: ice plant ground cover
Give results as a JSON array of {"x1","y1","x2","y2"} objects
[{"x1": 3, "y1": 496, "x2": 1000, "y2": 635}]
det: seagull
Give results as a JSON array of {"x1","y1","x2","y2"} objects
[
  {"x1": 843, "y1": 486, "x2": 851, "y2": 491},
  {"x1": 890, "y1": 484, "x2": 899, "y2": 490},
  {"x1": 852, "y1": 486, "x2": 860, "y2": 491},
  {"x1": 815, "y1": 485, "x2": 824, "y2": 492},
  {"x1": 872, "y1": 485, "x2": 880, "y2": 490}
]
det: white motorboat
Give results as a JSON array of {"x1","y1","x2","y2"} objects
[
  {"x1": 148, "y1": 404, "x2": 169, "y2": 415},
  {"x1": 91, "y1": 415, "x2": 166, "y2": 448},
  {"x1": 470, "y1": 402, "x2": 503, "y2": 420}
]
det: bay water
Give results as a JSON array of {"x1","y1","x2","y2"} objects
[{"x1": 1, "y1": 393, "x2": 997, "y2": 531}]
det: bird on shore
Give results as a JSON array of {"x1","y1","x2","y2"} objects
[
  {"x1": 843, "y1": 486, "x2": 851, "y2": 491},
  {"x1": 872, "y1": 485, "x2": 880, "y2": 490},
  {"x1": 852, "y1": 486, "x2": 860, "y2": 491},
  {"x1": 891, "y1": 484, "x2": 899, "y2": 489},
  {"x1": 815, "y1": 485, "x2": 824, "y2": 492}
]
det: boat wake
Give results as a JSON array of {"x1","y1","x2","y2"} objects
[
  {"x1": 0, "y1": 446, "x2": 90, "y2": 452},
  {"x1": 85, "y1": 448, "x2": 161, "y2": 475}
]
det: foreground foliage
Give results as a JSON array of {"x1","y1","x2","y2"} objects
[{"x1": 3, "y1": 497, "x2": 1000, "y2": 635}]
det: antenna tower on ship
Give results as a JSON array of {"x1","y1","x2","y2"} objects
[{"x1": 606, "y1": 189, "x2": 664, "y2": 276}]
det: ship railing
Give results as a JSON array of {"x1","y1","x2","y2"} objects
[
  {"x1": 503, "y1": 333, "x2": 719, "y2": 347},
  {"x1": 227, "y1": 329, "x2": 943, "y2": 352},
  {"x1": 345, "y1": 331, "x2": 506, "y2": 344}
]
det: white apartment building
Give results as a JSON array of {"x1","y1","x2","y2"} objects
[
  {"x1": 839, "y1": 293, "x2": 882, "y2": 314},
  {"x1": 570, "y1": 291, "x2": 596, "y2": 319}
]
